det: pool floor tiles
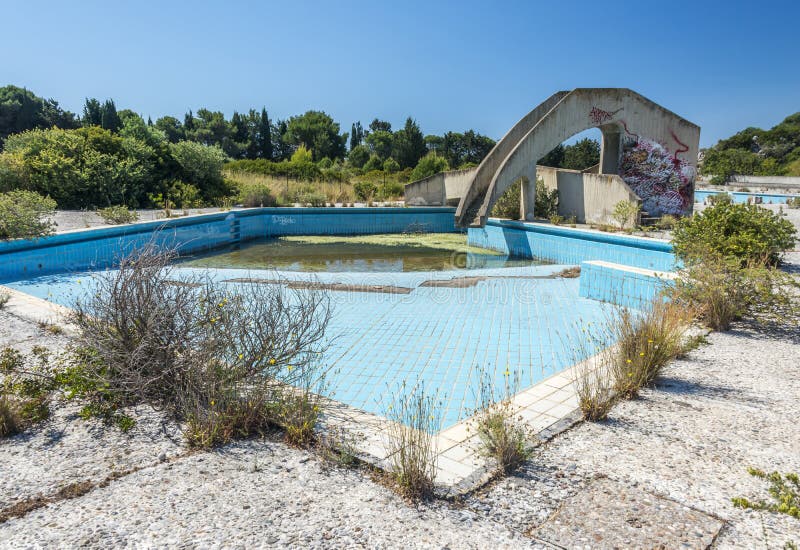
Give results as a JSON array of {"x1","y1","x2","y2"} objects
[
  {"x1": 316, "y1": 275, "x2": 614, "y2": 429},
  {"x1": 5, "y1": 263, "x2": 615, "y2": 431}
]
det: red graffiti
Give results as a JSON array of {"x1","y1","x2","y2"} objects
[
  {"x1": 588, "y1": 107, "x2": 620, "y2": 125},
  {"x1": 670, "y1": 130, "x2": 689, "y2": 156},
  {"x1": 619, "y1": 120, "x2": 640, "y2": 141}
]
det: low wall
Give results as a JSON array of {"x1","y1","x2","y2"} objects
[
  {"x1": 404, "y1": 168, "x2": 477, "y2": 206},
  {"x1": 0, "y1": 207, "x2": 457, "y2": 283},
  {"x1": 538, "y1": 166, "x2": 641, "y2": 224},
  {"x1": 467, "y1": 219, "x2": 675, "y2": 271},
  {"x1": 578, "y1": 260, "x2": 675, "y2": 309}
]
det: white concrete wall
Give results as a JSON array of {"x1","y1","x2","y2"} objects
[
  {"x1": 538, "y1": 166, "x2": 640, "y2": 224},
  {"x1": 405, "y1": 167, "x2": 477, "y2": 206}
]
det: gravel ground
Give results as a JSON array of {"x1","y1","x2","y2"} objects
[{"x1": 50, "y1": 208, "x2": 224, "y2": 233}]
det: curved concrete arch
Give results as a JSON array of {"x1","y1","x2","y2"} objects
[
  {"x1": 455, "y1": 91, "x2": 569, "y2": 224},
  {"x1": 455, "y1": 88, "x2": 700, "y2": 227}
]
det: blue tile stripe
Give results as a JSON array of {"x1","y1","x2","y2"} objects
[{"x1": 0, "y1": 207, "x2": 458, "y2": 283}]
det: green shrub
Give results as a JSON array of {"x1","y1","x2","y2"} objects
[
  {"x1": 612, "y1": 200, "x2": 640, "y2": 229},
  {"x1": 707, "y1": 192, "x2": 733, "y2": 205},
  {"x1": 787, "y1": 196, "x2": 800, "y2": 209},
  {"x1": 672, "y1": 202, "x2": 797, "y2": 265},
  {"x1": 409, "y1": 152, "x2": 448, "y2": 181},
  {"x1": 668, "y1": 252, "x2": 799, "y2": 331},
  {"x1": 235, "y1": 181, "x2": 278, "y2": 208},
  {"x1": 0, "y1": 190, "x2": 56, "y2": 240},
  {"x1": 549, "y1": 214, "x2": 564, "y2": 226},
  {"x1": 656, "y1": 214, "x2": 678, "y2": 230},
  {"x1": 0, "y1": 291, "x2": 9, "y2": 310},
  {"x1": 0, "y1": 346, "x2": 59, "y2": 437},
  {"x1": 606, "y1": 300, "x2": 694, "y2": 398},
  {"x1": 353, "y1": 181, "x2": 378, "y2": 201},
  {"x1": 298, "y1": 191, "x2": 327, "y2": 207},
  {"x1": 534, "y1": 182, "x2": 559, "y2": 218},
  {"x1": 732, "y1": 468, "x2": 800, "y2": 519},
  {"x1": 490, "y1": 180, "x2": 520, "y2": 220},
  {"x1": 98, "y1": 205, "x2": 139, "y2": 225}
]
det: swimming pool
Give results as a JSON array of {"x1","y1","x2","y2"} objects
[
  {"x1": 694, "y1": 189, "x2": 799, "y2": 204},
  {"x1": 0, "y1": 208, "x2": 675, "y2": 430}
]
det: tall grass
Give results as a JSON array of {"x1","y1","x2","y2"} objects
[
  {"x1": 469, "y1": 367, "x2": 531, "y2": 474},
  {"x1": 607, "y1": 300, "x2": 695, "y2": 398},
  {"x1": 384, "y1": 383, "x2": 440, "y2": 500}
]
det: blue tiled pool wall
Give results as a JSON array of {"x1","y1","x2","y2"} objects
[
  {"x1": 0, "y1": 207, "x2": 457, "y2": 283},
  {"x1": 578, "y1": 262, "x2": 673, "y2": 310},
  {"x1": 694, "y1": 189, "x2": 799, "y2": 204},
  {"x1": 467, "y1": 220, "x2": 676, "y2": 272}
]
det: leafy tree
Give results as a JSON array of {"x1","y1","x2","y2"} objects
[
  {"x1": 154, "y1": 116, "x2": 185, "y2": 143},
  {"x1": 439, "y1": 130, "x2": 495, "y2": 168},
  {"x1": 392, "y1": 117, "x2": 427, "y2": 169},
  {"x1": 409, "y1": 152, "x2": 448, "y2": 181},
  {"x1": 285, "y1": 110, "x2": 346, "y2": 161},
  {"x1": 169, "y1": 141, "x2": 228, "y2": 201},
  {"x1": 271, "y1": 119, "x2": 292, "y2": 160},
  {"x1": 0, "y1": 126, "x2": 158, "y2": 207},
  {"x1": 561, "y1": 138, "x2": 600, "y2": 170},
  {"x1": 424, "y1": 134, "x2": 443, "y2": 153},
  {"x1": 82, "y1": 98, "x2": 103, "y2": 126},
  {"x1": 363, "y1": 154, "x2": 383, "y2": 172},
  {"x1": 365, "y1": 130, "x2": 393, "y2": 160},
  {"x1": 383, "y1": 157, "x2": 400, "y2": 173},
  {"x1": 348, "y1": 144, "x2": 370, "y2": 168},
  {"x1": 369, "y1": 118, "x2": 391, "y2": 133},
  {"x1": 539, "y1": 144, "x2": 565, "y2": 167},
  {"x1": 0, "y1": 85, "x2": 78, "y2": 146}
]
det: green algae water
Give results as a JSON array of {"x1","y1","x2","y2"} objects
[{"x1": 180, "y1": 234, "x2": 540, "y2": 272}]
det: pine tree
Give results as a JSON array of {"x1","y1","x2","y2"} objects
[
  {"x1": 257, "y1": 108, "x2": 273, "y2": 160},
  {"x1": 82, "y1": 98, "x2": 103, "y2": 126},
  {"x1": 100, "y1": 99, "x2": 121, "y2": 132}
]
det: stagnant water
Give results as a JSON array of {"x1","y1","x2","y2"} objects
[{"x1": 180, "y1": 237, "x2": 541, "y2": 272}]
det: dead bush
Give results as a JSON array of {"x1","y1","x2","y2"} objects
[{"x1": 68, "y1": 243, "x2": 331, "y2": 446}]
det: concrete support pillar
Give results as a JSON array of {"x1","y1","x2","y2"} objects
[
  {"x1": 600, "y1": 129, "x2": 622, "y2": 175},
  {"x1": 519, "y1": 165, "x2": 538, "y2": 221}
]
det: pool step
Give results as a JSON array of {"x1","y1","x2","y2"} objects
[{"x1": 230, "y1": 218, "x2": 241, "y2": 242}]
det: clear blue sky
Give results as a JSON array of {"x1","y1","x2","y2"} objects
[{"x1": 3, "y1": 0, "x2": 798, "y2": 147}]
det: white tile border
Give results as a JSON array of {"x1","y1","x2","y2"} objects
[{"x1": 1, "y1": 283, "x2": 599, "y2": 494}]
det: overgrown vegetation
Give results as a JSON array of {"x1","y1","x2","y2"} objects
[
  {"x1": 384, "y1": 383, "x2": 440, "y2": 500},
  {"x1": 733, "y1": 468, "x2": 800, "y2": 519},
  {"x1": 0, "y1": 347, "x2": 57, "y2": 438},
  {"x1": 673, "y1": 202, "x2": 796, "y2": 265},
  {"x1": 490, "y1": 180, "x2": 521, "y2": 220},
  {"x1": 98, "y1": 205, "x2": 139, "y2": 225},
  {"x1": 469, "y1": 368, "x2": 531, "y2": 474},
  {"x1": 66, "y1": 244, "x2": 331, "y2": 447},
  {"x1": 701, "y1": 112, "x2": 800, "y2": 180},
  {"x1": 612, "y1": 200, "x2": 641, "y2": 229},
  {"x1": 607, "y1": 301, "x2": 695, "y2": 398},
  {"x1": 668, "y1": 251, "x2": 800, "y2": 331},
  {"x1": 0, "y1": 190, "x2": 56, "y2": 239},
  {"x1": 535, "y1": 183, "x2": 559, "y2": 218}
]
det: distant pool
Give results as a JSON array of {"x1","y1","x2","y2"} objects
[{"x1": 694, "y1": 189, "x2": 799, "y2": 204}]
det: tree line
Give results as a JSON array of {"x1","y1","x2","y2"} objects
[
  {"x1": 701, "y1": 112, "x2": 800, "y2": 182},
  {"x1": 0, "y1": 84, "x2": 602, "y2": 208}
]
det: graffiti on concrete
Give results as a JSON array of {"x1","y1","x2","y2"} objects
[
  {"x1": 588, "y1": 107, "x2": 621, "y2": 125},
  {"x1": 619, "y1": 137, "x2": 694, "y2": 216}
]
